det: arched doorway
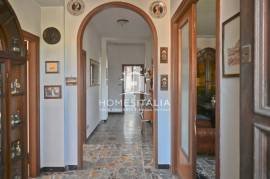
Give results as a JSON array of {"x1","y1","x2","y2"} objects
[{"x1": 76, "y1": 2, "x2": 158, "y2": 168}]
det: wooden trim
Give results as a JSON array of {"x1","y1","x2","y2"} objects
[
  {"x1": 171, "y1": 0, "x2": 221, "y2": 178},
  {"x1": 81, "y1": 50, "x2": 87, "y2": 143},
  {"x1": 171, "y1": 0, "x2": 197, "y2": 23},
  {"x1": 22, "y1": 30, "x2": 40, "y2": 178},
  {"x1": 77, "y1": 2, "x2": 159, "y2": 169},
  {"x1": 215, "y1": 0, "x2": 221, "y2": 178}
]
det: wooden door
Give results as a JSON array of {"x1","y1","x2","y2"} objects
[
  {"x1": 240, "y1": 0, "x2": 270, "y2": 178},
  {"x1": 173, "y1": 3, "x2": 197, "y2": 179}
]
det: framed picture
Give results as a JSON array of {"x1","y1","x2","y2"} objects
[
  {"x1": 160, "y1": 47, "x2": 168, "y2": 63},
  {"x1": 45, "y1": 61, "x2": 59, "y2": 73},
  {"x1": 44, "y1": 85, "x2": 62, "y2": 99},
  {"x1": 160, "y1": 74, "x2": 168, "y2": 91},
  {"x1": 150, "y1": 1, "x2": 167, "y2": 18},
  {"x1": 90, "y1": 59, "x2": 100, "y2": 86},
  {"x1": 222, "y1": 13, "x2": 240, "y2": 77},
  {"x1": 65, "y1": 77, "x2": 77, "y2": 86}
]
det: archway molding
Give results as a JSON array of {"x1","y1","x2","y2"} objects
[{"x1": 77, "y1": 1, "x2": 159, "y2": 168}]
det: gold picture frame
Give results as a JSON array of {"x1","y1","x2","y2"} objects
[{"x1": 45, "y1": 61, "x2": 60, "y2": 73}]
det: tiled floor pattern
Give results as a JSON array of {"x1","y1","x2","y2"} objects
[
  {"x1": 196, "y1": 155, "x2": 216, "y2": 179},
  {"x1": 37, "y1": 113, "x2": 177, "y2": 179}
]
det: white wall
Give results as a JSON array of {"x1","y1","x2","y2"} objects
[
  {"x1": 220, "y1": 0, "x2": 240, "y2": 178},
  {"x1": 197, "y1": 37, "x2": 216, "y2": 50},
  {"x1": 40, "y1": 7, "x2": 65, "y2": 167},
  {"x1": 83, "y1": 24, "x2": 102, "y2": 138},
  {"x1": 64, "y1": 0, "x2": 171, "y2": 165},
  {"x1": 107, "y1": 43, "x2": 146, "y2": 112},
  {"x1": 9, "y1": 0, "x2": 41, "y2": 36},
  {"x1": 171, "y1": 0, "x2": 183, "y2": 17}
]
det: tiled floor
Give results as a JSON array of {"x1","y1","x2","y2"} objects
[
  {"x1": 196, "y1": 155, "x2": 216, "y2": 179},
  {"x1": 37, "y1": 113, "x2": 177, "y2": 179}
]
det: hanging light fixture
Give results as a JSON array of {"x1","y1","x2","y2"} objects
[{"x1": 116, "y1": 18, "x2": 129, "y2": 27}]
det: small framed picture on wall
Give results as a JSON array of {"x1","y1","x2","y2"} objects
[
  {"x1": 160, "y1": 47, "x2": 168, "y2": 63},
  {"x1": 160, "y1": 74, "x2": 168, "y2": 91},
  {"x1": 44, "y1": 85, "x2": 62, "y2": 99},
  {"x1": 45, "y1": 61, "x2": 59, "y2": 73},
  {"x1": 222, "y1": 13, "x2": 240, "y2": 77}
]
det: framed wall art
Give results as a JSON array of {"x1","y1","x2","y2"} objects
[
  {"x1": 43, "y1": 27, "x2": 61, "y2": 45},
  {"x1": 44, "y1": 85, "x2": 62, "y2": 99},
  {"x1": 66, "y1": 77, "x2": 77, "y2": 86},
  {"x1": 90, "y1": 59, "x2": 100, "y2": 86},
  {"x1": 67, "y1": 0, "x2": 85, "y2": 16},
  {"x1": 160, "y1": 47, "x2": 168, "y2": 63},
  {"x1": 150, "y1": 1, "x2": 167, "y2": 18},
  {"x1": 222, "y1": 13, "x2": 240, "y2": 77},
  {"x1": 160, "y1": 74, "x2": 168, "y2": 91},
  {"x1": 45, "y1": 61, "x2": 59, "y2": 73}
]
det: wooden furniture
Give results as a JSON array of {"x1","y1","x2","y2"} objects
[
  {"x1": 0, "y1": 0, "x2": 28, "y2": 178},
  {"x1": 196, "y1": 48, "x2": 216, "y2": 155},
  {"x1": 140, "y1": 105, "x2": 153, "y2": 135},
  {"x1": 196, "y1": 118, "x2": 215, "y2": 155}
]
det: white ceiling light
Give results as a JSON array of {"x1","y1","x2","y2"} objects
[{"x1": 117, "y1": 19, "x2": 129, "y2": 27}]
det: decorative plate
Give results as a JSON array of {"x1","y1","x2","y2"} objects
[
  {"x1": 67, "y1": 0, "x2": 85, "y2": 16},
  {"x1": 150, "y1": 1, "x2": 167, "y2": 18},
  {"x1": 43, "y1": 27, "x2": 61, "y2": 45}
]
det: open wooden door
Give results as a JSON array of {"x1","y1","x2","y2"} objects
[
  {"x1": 171, "y1": 1, "x2": 197, "y2": 178},
  {"x1": 240, "y1": 0, "x2": 270, "y2": 178}
]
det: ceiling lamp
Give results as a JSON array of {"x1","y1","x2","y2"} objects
[{"x1": 117, "y1": 19, "x2": 129, "y2": 27}]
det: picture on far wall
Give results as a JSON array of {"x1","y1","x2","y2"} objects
[
  {"x1": 90, "y1": 59, "x2": 100, "y2": 86},
  {"x1": 222, "y1": 12, "x2": 240, "y2": 77},
  {"x1": 44, "y1": 85, "x2": 62, "y2": 99},
  {"x1": 160, "y1": 47, "x2": 168, "y2": 63},
  {"x1": 45, "y1": 61, "x2": 59, "y2": 73},
  {"x1": 160, "y1": 74, "x2": 168, "y2": 91}
]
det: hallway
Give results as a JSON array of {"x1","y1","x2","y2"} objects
[{"x1": 39, "y1": 113, "x2": 175, "y2": 179}]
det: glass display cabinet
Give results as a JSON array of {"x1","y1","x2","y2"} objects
[{"x1": 0, "y1": 0, "x2": 28, "y2": 178}]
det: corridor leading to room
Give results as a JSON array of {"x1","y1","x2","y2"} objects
[{"x1": 38, "y1": 113, "x2": 174, "y2": 178}]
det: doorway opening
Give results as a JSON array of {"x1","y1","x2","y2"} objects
[
  {"x1": 122, "y1": 64, "x2": 144, "y2": 112},
  {"x1": 77, "y1": 2, "x2": 158, "y2": 174},
  {"x1": 171, "y1": 0, "x2": 220, "y2": 178},
  {"x1": 195, "y1": 0, "x2": 217, "y2": 178}
]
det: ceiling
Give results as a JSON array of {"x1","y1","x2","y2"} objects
[
  {"x1": 197, "y1": 0, "x2": 216, "y2": 37},
  {"x1": 88, "y1": 8, "x2": 152, "y2": 39},
  {"x1": 34, "y1": 0, "x2": 64, "y2": 7}
]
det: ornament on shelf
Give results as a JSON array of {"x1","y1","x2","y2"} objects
[
  {"x1": 11, "y1": 140, "x2": 21, "y2": 159},
  {"x1": 10, "y1": 78, "x2": 21, "y2": 95},
  {"x1": 11, "y1": 111, "x2": 21, "y2": 127},
  {"x1": 10, "y1": 38, "x2": 21, "y2": 53},
  {"x1": 13, "y1": 176, "x2": 22, "y2": 179},
  {"x1": 16, "y1": 141, "x2": 21, "y2": 157}
]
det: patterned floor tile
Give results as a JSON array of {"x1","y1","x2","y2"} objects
[{"x1": 34, "y1": 113, "x2": 178, "y2": 179}]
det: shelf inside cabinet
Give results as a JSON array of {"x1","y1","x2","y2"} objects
[
  {"x1": 11, "y1": 92, "x2": 24, "y2": 96},
  {"x1": 0, "y1": 51, "x2": 25, "y2": 61}
]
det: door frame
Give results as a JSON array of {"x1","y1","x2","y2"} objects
[
  {"x1": 77, "y1": 2, "x2": 158, "y2": 169},
  {"x1": 171, "y1": 0, "x2": 221, "y2": 178},
  {"x1": 22, "y1": 30, "x2": 40, "y2": 177},
  {"x1": 121, "y1": 64, "x2": 144, "y2": 111}
]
